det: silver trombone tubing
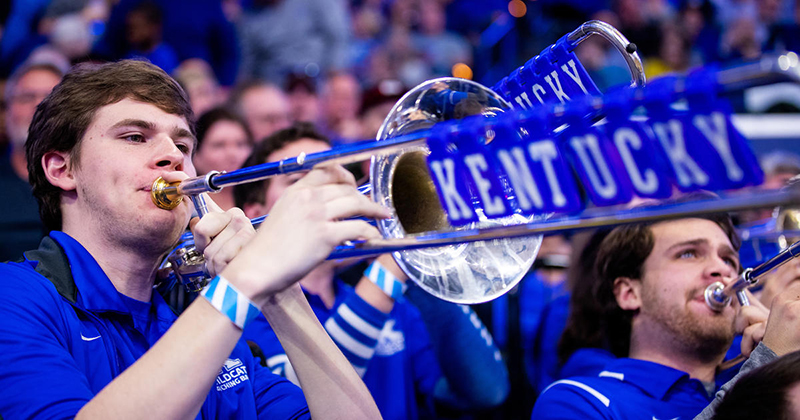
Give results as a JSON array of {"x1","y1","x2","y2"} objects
[
  {"x1": 566, "y1": 20, "x2": 645, "y2": 88},
  {"x1": 175, "y1": 188, "x2": 800, "y2": 260},
  {"x1": 322, "y1": 189, "x2": 800, "y2": 259},
  {"x1": 705, "y1": 238, "x2": 800, "y2": 312}
]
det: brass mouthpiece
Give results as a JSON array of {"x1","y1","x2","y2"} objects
[{"x1": 151, "y1": 177, "x2": 183, "y2": 210}]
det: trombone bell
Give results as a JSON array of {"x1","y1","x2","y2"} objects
[{"x1": 391, "y1": 151, "x2": 451, "y2": 234}]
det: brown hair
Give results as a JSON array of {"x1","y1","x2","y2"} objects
[
  {"x1": 233, "y1": 122, "x2": 330, "y2": 209},
  {"x1": 26, "y1": 59, "x2": 194, "y2": 232},
  {"x1": 195, "y1": 106, "x2": 254, "y2": 151}
]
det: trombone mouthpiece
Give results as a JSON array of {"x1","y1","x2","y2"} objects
[
  {"x1": 151, "y1": 177, "x2": 183, "y2": 210},
  {"x1": 704, "y1": 281, "x2": 731, "y2": 312}
]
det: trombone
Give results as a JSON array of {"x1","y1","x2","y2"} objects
[{"x1": 153, "y1": 23, "x2": 800, "y2": 303}]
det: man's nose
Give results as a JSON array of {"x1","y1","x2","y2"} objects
[
  {"x1": 153, "y1": 139, "x2": 185, "y2": 171},
  {"x1": 707, "y1": 257, "x2": 737, "y2": 284}
]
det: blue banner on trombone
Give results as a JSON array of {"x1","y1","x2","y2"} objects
[
  {"x1": 493, "y1": 34, "x2": 601, "y2": 110},
  {"x1": 427, "y1": 72, "x2": 763, "y2": 226}
]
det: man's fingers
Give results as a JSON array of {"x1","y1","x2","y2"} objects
[
  {"x1": 324, "y1": 194, "x2": 390, "y2": 221},
  {"x1": 741, "y1": 322, "x2": 766, "y2": 357},
  {"x1": 735, "y1": 304, "x2": 769, "y2": 333},
  {"x1": 193, "y1": 207, "x2": 252, "y2": 253},
  {"x1": 296, "y1": 165, "x2": 357, "y2": 189},
  {"x1": 327, "y1": 221, "x2": 383, "y2": 246},
  {"x1": 206, "y1": 229, "x2": 254, "y2": 277},
  {"x1": 192, "y1": 212, "x2": 233, "y2": 252}
]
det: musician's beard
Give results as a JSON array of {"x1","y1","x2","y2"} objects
[{"x1": 640, "y1": 283, "x2": 736, "y2": 364}]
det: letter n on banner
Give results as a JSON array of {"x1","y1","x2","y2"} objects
[{"x1": 505, "y1": 111, "x2": 582, "y2": 214}]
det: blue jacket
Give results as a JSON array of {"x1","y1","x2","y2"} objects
[
  {"x1": 0, "y1": 232, "x2": 309, "y2": 419},
  {"x1": 532, "y1": 357, "x2": 715, "y2": 419}
]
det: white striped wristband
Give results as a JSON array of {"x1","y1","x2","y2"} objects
[
  {"x1": 201, "y1": 275, "x2": 261, "y2": 330},
  {"x1": 364, "y1": 260, "x2": 406, "y2": 301}
]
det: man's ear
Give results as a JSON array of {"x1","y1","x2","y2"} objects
[
  {"x1": 613, "y1": 277, "x2": 642, "y2": 311},
  {"x1": 41, "y1": 151, "x2": 76, "y2": 191}
]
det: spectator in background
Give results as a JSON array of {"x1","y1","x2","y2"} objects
[
  {"x1": 94, "y1": 0, "x2": 239, "y2": 87},
  {"x1": 573, "y1": 28, "x2": 632, "y2": 90},
  {"x1": 123, "y1": 1, "x2": 179, "y2": 75},
  {"x1": 192, "y1": 107, "x2": 254, "y2": 211},
  {"x1": 237, "y1": 0, "x2": 350, "y2": 87},
  {"x1": 412, "y1": 1, "x2": 473, "y2": 78},
  {"x1": 227, "y1": 80, "x2": 291, "y2": 143},
  {"x1": 644, "y1": 21, "x2": 693, "y2": 78},
  {"x1": 320, "y1": 73, "x2": 364, "y2": 142},
  {"x1": 720, "y1": 16, "x2": 762, "y2": 60},
  {"x1": 760, "y1": 151, "x2": 800, "y2": 190},
  {"x1": 349, "y1": 2, "x2": 386, "y2": 81},
  {"x1": 737, "y1": 151, "x2": 800, "y2": 224},
  {"x1": 678, "y1": 0, "x2": 723, "y2": 65},
  {"x1": 766, "y1": 0, "x2": 800, "y2": 54},
  {"x1": 360, "y1": 79, "x2": 407, "y2": 140},
  {"x1": 173, "y1": 59, "x2": 226, "y2": 116},
  {"x1": 1, "y1": 61, "x2": 63, "y2": 262},
  {"x1": 0, "y1": 0, "x2": 51, "y2": 77},
  {"x1": 285, "y1": 73, "x2": 321, "y2": 125}
]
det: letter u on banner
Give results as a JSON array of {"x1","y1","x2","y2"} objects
[
  {"x1": 601, "y1": 86, "x2": 673, "y2": 200},
  {"x1": 563, "y1": 126, "x2": 634, "y2": 207}
]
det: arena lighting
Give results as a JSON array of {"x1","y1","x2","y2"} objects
[
  {"x1": 451, "y1": 63, "x2": 473, "y2": 80},
  {"x1": 508, "y1": 0, "x2": 527, "y2": 18}
]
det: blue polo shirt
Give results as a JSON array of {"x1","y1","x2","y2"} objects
[
  {"x1": 0, "y1": 231, "x2": 309, "y2": 419},
  {"x1": 532, "y1": 358, "x2": 714, "y2": 419}
]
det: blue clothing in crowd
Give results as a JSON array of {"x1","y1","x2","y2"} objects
[
  {"x1": 529, "y1": 292, "x2": 571, "y2": 393},
  {"x1": 0, "y1": 149, "x2": 44, "y2": 262},
  {"x1": 243, "y1": 279, "x2": 442, "y2": 420},
  {"x1": 532, "y1": 358, "x2": 716, "y2": 419},
  {"x1": 95, "y1": 0, "x2": 239, "y2": 85},
  {"x1": 0, "y1": 232, "x2": 310, "y2": 419}
]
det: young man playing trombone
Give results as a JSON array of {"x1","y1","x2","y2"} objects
[
  {"x1": 533, "y1": 209, "x2": 800, "y2": 419},
  {"x1": 0, "y1": 60, "x2": 384, "y2": 419}
]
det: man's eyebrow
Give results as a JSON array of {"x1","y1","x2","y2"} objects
[
  {"x1": 110, "y1": 119, "x2": 156, "y2": 131},
  {"x1": 172, "y1": 127, "x2": 196, "y2": 143},
  {"x1": 665, "y1": 238, "x2": 708, "y2": 252}
]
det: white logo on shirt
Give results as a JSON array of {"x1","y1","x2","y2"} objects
[
  {"x1": 375, "y1": 320, "x2": 405, "y2": 356},
  {"x1": 215, "y1": 358, "x2": 249, "y2": 391},
  {"x1": 80, "y1": 333, "x2": 101, "y2": 342}
]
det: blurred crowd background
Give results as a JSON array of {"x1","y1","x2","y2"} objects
[{"x1": 2, "y1": 1, "x2": 800, "y2": 419}]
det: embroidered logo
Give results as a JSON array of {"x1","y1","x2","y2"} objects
[
  {"x1": 215, "y1": 358, "x2": 249, "y2": 391},
  {"x1": 375, "y1": 320, "x2": 405, "y2": 356},
  {"x1": 80, "y1": 333, "x2": 101, "y2": 342}
]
